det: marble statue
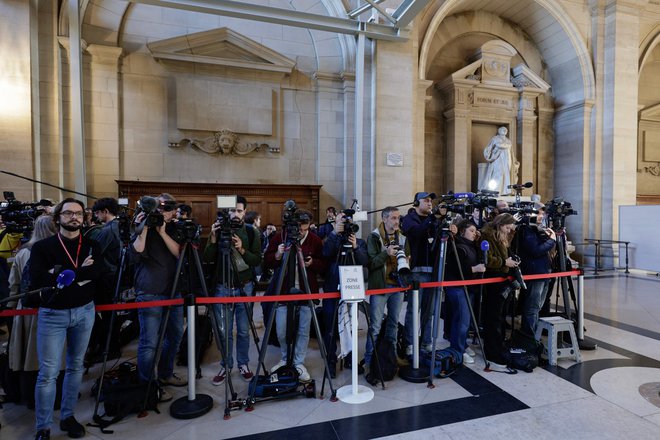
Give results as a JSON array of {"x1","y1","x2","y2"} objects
[{"x1": 481, "y1": 126, "x2": 520, "y2": 195}]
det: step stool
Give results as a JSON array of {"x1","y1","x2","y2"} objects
[{"x1": 535, "y1": 317, "x2": 582, "y2": 366}]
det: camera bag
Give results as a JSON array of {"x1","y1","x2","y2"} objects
[
  {"x1": 420, "y1": 347, "x2": 463, "y2": 378},
  {"x1": 248, "y1": 364, "x2": 301, "y2": 398}
]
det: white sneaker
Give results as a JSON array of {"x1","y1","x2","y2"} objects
[
  {"x1": 487, "y1": 361, "x2": 517, "y2": 374},
  {"x1": 463, "y1": 353, "x2": 475, "y2": 364},
  {"x1": 270, "y1": 359, "x2": 286, "y2": 374},
  {"x1": 295, "y1": 364, "x2": 311, "y2": 382},
  {"x1": 465, "y1": 347, "x2": 476, "y2": 357}
]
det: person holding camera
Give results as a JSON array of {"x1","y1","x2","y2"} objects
[
  {"x1": 264, "y1": 208, "x2": 325, "y2": 382},
  {"x1": 401, "y1": 191, "x2": 438, "y2": 355},
  {"x1": 30, "y1": 199, "x2": 103, "y2": 440},
  {"x1": 480, "y1": 213, "x2": 519, "y2": 373},
  {"x1": 321, "y1": 210, "x2": 368, "y2": 377},
  {"x1": 516, "y1": 208, "x2": 556, "y2": 339},
  {"x1": 203, "y1": 196, "x2": 262, "y2": 385},
  {"x1": 315, "y1": 206, "x2": 337, "y2": 240},
  {"x1": 444, "y1": 219, "x2": 486, "y2": 364},
  {"x1": 131, "y1": 193, "x2": 186, "y2": 394},
  {"x1": 364, "y1": 206, "x2": 408, "y2": 375}
]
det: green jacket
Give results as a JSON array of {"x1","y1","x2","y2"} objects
[
  {"x1": 203, "y1": 224, "x2": 261, "y2": 286},
  {"x1": 367, "y1": 226, "x2": 409, "y2": 289}
]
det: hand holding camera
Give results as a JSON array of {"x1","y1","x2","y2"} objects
[
  {"x1": 505, "y1": 256, "x2": 519, "y2": 268},
  {"x1": 386, "y1": 243, "x2": 399, "y2": 257}
]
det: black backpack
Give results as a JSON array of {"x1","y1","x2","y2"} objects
[
  {"x1": 90, "y1": 362, "x2": 160, "y2": 432},
  {"x1": 367, "y1": 332, "x2": 399, "y2": 384},
  {"x1": 421, "y1": 347, "x2": 462, "y2": 378}
]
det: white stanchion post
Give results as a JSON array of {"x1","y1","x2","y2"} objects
[
  {"x1": 336, "y1": 300, "x2": 374, "y2": 404},
  {"x1": 577, "y1": 274, "x2": 584, "y2": 340}
]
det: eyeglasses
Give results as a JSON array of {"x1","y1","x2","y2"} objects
[{"x1": 61, "y1": 211, "x2": 84, "y2": 218}]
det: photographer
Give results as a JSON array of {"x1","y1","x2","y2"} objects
[
  {"x1": 480, "y1": 213, "x2": 519, "y2": 373},
  {"x1": 85, "y1": 197, "x2": 124, "y2": 363},
  {"x1": 203, "y1": 196, "x2": 261, "y2": 385},
  {"x1": 30, "y1": 199, "x2": 103, "y2": 439},
  {"x1": 401, "y1": 191, "x2": 438, "y2": 355},
  {"x1": 130, "y1": 193, "x2": 186, "y2": 394},
  {"x1": 315, "y1": 206, "x2": 337, "y2": 240},
  {"x1": 264, "y1": 208, "x2": 325, "y2": 382},
  {"x1": 516, "y1": 208, "x2": 556, "y2": 339},
  {"x1": 364, "y1": 206, "x2": 407, "y2": 376},
  {"x1": 321, "y1": 210, "x2": 368, "y2": 377},
  {"x1": 444, "y1": 219, "x2": 485, "y2": 364}
]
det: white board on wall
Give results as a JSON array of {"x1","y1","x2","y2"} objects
[{"x1": 619, "y1": 205, "x2": 660, "y2": 273}]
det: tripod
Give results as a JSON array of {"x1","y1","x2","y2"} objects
[
  {"x1": 210, "y1": 231, "x2": 266, "y2": 419},
  {"x1": 247, "y1": 229, "x2": 337, "y2": 408},
  {"x1": 425, "y1": 224, "x2": 487, "y2": 387},
  {"x1": 322, "y1": 239, "x2": 385, "y2": 395}
]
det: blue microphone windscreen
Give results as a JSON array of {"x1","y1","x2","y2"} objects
[
  {"x1": 57, "y1": 269, "x2": 76, "y2": 288},
  {"x1": 480, "y1": 240, "x2": 490, "y2": 251}
]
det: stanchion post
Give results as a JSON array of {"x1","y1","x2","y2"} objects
[
  {"x1": 577, "y1": 273, "x2": 584, "y2": 340},
  {"x1": 412, "y1": 286, "x2": 420, "y2": 370}
]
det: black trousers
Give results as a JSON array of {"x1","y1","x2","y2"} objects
[{"x1": 482, "y1": 281, "x2": 510, "y2": 365}]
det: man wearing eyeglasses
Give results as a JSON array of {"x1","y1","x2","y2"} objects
[
  {"x1": 29, "y1": 198, "x2": 103, "y2": 440},
  {"x1": 131, "y1": 193, "x2": 186, "y2": 400}
]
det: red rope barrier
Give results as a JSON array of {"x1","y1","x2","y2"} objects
[{"x1": 0, "y1": 270, "x2": 581, "y2": 317}]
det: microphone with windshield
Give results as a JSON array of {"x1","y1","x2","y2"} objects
[
  {"x1": 15, "y1": 269, "x2": 77, "y2": 308},
  {"x1": 480, "y1": 240, "x2": 489, "y2": 265}
]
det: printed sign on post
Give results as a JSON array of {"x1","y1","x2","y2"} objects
[{"x1": 339, "y1": 266, "x2": 366, "y2": 302}]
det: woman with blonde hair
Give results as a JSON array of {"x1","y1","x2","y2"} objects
[
  {"x1": 479, "y1": 213, "x2": 520, "y2": 373},
  {"x1": 7, "y1": 214, "x2": 59, "y2": 407}
]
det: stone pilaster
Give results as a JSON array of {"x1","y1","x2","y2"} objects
[{"x1": 85, "y1": 44, "x2": 123, "y2": 198}]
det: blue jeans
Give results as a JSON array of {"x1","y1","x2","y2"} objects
[
  {"x1": 365, "y1": 290, "x2": 403, "y2": 364},
  {"x1": 521, "y1": 279, "x2": 550, "y2": 338},
  {"x1": 136, "y1": 293, "x2": 184, "y2": 382},
  {"x1": 445, "y1": 286, "x2": 470, "y2": 354},
  {"x1": 35, "y1": 302, "x2": 95, "y2": 431},
  {"x1": 276, "y1": 304, "x2": 311, "y2": 366},
  {"x1": 405, "y1": 272, "x2": 433, "y2": 348},
  {"x1": 211, "y1": 282, "x2": 254, "y2": 368}
]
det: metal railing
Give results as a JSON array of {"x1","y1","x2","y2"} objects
[{"x1": 575, "y1": 239, "x2": 630, "y2": 274}]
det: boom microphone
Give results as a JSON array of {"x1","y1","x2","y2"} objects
[
  {"x1": 507, "y1": 182, "x2": 533, "y2": 190},
  {"x1": 453, "y1": 192, "x2": 475, "y2": 199}
]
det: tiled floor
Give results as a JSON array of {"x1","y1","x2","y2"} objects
[{"x1": 2, "y1": 271, "x2": 660, "y2": 439}]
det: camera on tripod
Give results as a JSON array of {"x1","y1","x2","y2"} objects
[
  {"x1": 0, "y1": 191, "x2": 51, "y2": 235},
  {"x1": 339, "y1": 209, "x2": 359, "y2": 238},
  {"x1": 137, "y1": 195, "x2": 171, "y2": 228},
  {"x1": 545, "y1": 197, "x2": 577, "y2": 229}
]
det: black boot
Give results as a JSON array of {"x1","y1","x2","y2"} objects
[
  {"x1": 34, "y1": 429, "x2": 50, "y2": 440},
  {"x1": 59, "y1": 416, "x2": 85, "y2": 438}
]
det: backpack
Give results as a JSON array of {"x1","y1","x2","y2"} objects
[
  {"x1": 421, "y1": 347, "x2": 463, "y2": 378},
  {"x1": 90, "y1": 361, "x2": 160, "y2": 432},
  {"x1": 366, "y1": 324, "x2": 399, "y2": 384}
]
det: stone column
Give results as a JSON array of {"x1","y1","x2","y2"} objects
[
  {"x1": 517, "y1": 91, "x2": 538, "y2": 186},
  {"x1": 600, "y1": 0, "x2": 647, "y2": 239},
  {"x1": 315, "y1": 72, "x2": 344, "y2": 207},
  {"x1": 0, "y1": 0, "x2": 32, "y2": 198},
  {"x1": 536, "y1": 97, "x2": 554, "y2": 198},
  {"x1": 374, "y1": 37, "x2": 416, "y2": 209},
  {"x1": 85, "y1": 44, "x2": 123, "y2": 198}
]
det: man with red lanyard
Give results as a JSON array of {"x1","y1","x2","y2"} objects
[{"x1": 29, "y1": 198, "x2": 102, "y2": 440}]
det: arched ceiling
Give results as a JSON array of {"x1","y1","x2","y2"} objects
[{"x1": 420, "y1": 0, "x2": 596, "y2": 107}]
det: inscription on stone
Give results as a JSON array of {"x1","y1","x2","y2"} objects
[{"x1": 474, "y1": 95, "x2": 512, "y2": 109}]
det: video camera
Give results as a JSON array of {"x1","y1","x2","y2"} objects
[
  {"x1": 0, "y1": 191, "x2": 51, "y2": 235},
  {"x1": 215, "y1": 195, "x2": 243, "y2": 247},
  {"x1": 281, "y1": 199, "x2": 310, "y2": 243},
  {"x1": 545, "y1": 197, "x2": 577, "y2": 229},
  {"x1": 172, "y1": 219, "x2": 202, "y2": 243},
  {"x1": 137, "y1": 195, "x2": 172, "y2": 228},
  {"x1": 501, "y1": 254, "x2": 527, "y2": 299},
  {"x1": 339, "y1": 209, "x2": 360, "y2": 238}
]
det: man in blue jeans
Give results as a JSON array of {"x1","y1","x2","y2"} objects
[
  {"x1": 30, "y1": 199, "x2": 103, "y2": 440},
  {"x1": 131, "y1": 193, "x2": 187, "y2": 398},
  {"x1": 517, "y1": 208, "x2": 556, "y2": 339},
  {"x1": 364, "y1": 207, "x2": 408, "y2": 376},
  {"x1": 203, "y1": 196, "x2": 261, "y2": 385},
  {"x1": 401, "y1": 192, "x2": 439, "y2": 355}
]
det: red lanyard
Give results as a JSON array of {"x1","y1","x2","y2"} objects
[{"x1": 58, "y1": 233, "x2": 82, "y2": 269}]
